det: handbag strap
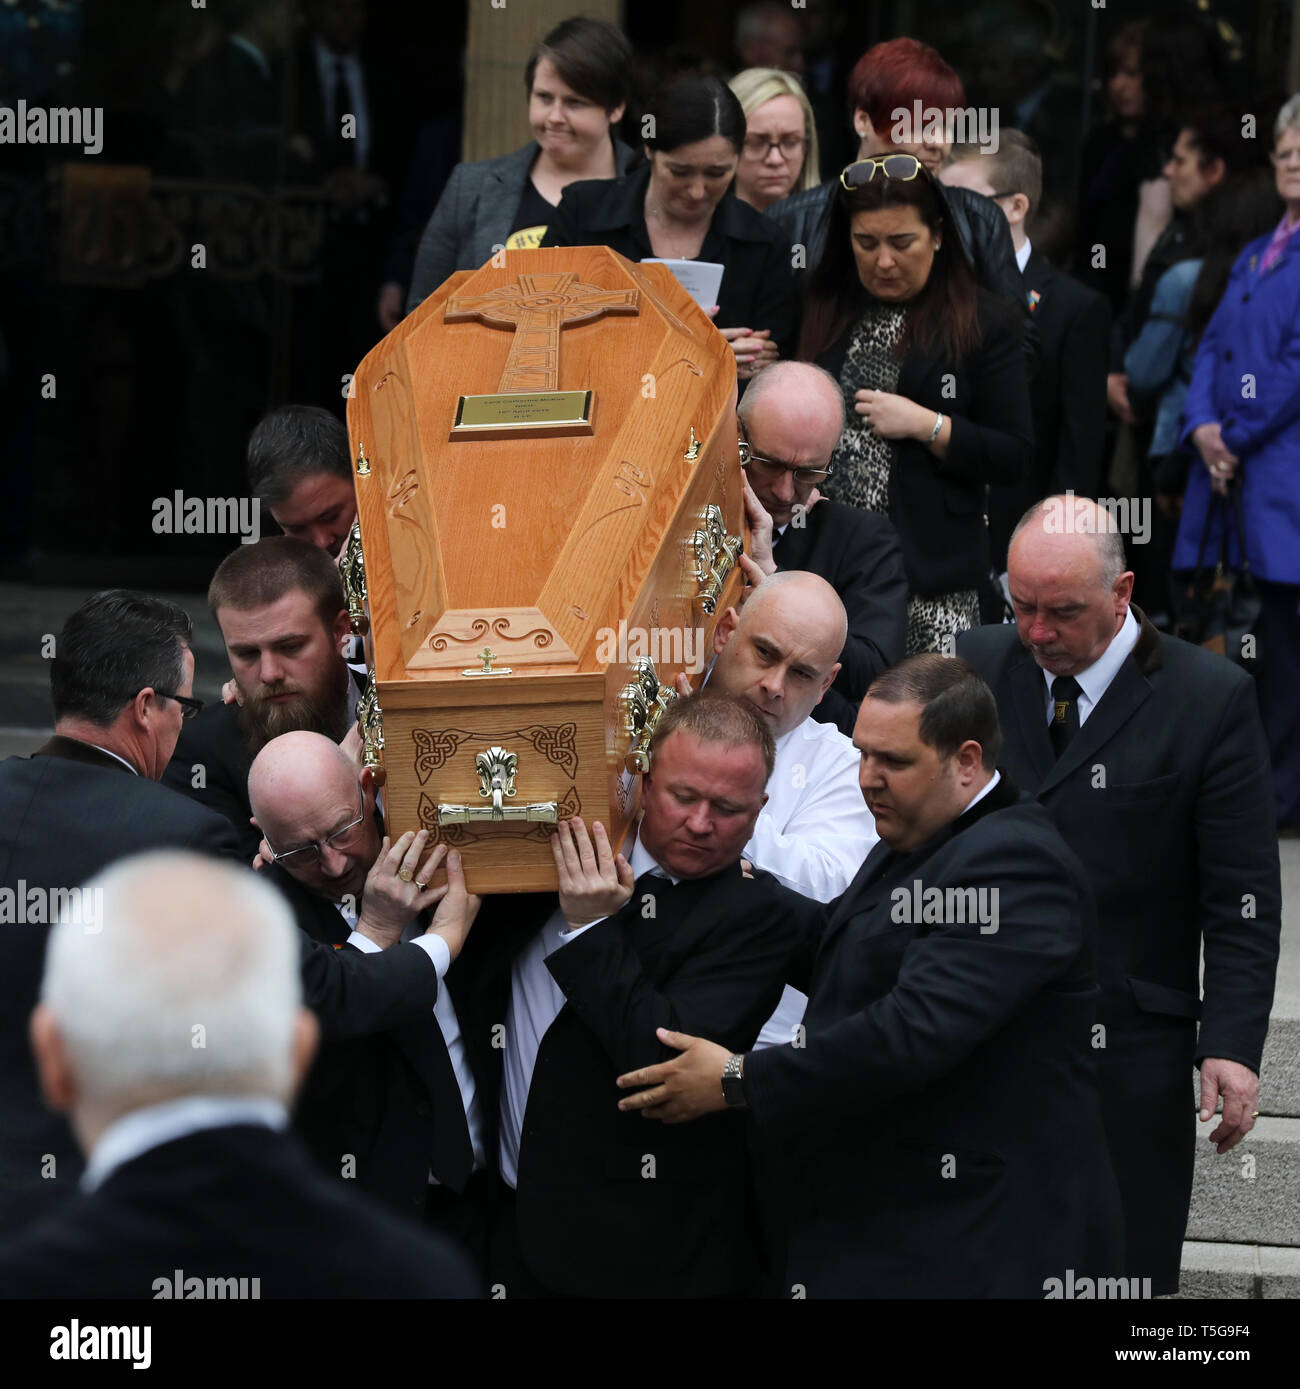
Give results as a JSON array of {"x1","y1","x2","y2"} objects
[{"x1": 1226, "y1": 479, "x2": 1252, "y2": 576}]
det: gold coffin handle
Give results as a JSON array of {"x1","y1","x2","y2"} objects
[
  {"x1": 691, "y1": 503, "x2": 742, "y2": 616},
  {"x1": 341, "y1": 520, "x2": 369, "y2": 635},
  {"x1": 621, "y1": 657, "x2": 678, "y2": 773},
  {"x1": 436, "y1": 746, "x2": 558, "y2": 826},
  {"x1": 357, "y1": 670, "x2": 385, "y2": 788}
]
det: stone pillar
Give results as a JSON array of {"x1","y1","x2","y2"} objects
[{"x1": 462, "y1": 0, "x2": 623, "y2": 164}]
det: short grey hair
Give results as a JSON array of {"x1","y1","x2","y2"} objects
[
  {"x1": 1276, "y1": 94, "x2": 1300, "y2": 143},
  {"x1": 42, "y1": 852, "x2": 302, "y2": 1103}
]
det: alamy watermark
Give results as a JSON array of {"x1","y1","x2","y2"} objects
[
  {"x1": 152, "y1": 491, "x2": 261, "y2": 544},
  {"x1": 1040, "y1": 490, "x2": 1151, "y2": 546},
  {"x1": 890, "y1": 101, "x2": 1000, "y2": 153},
  {"x1": 0, "y1": 102, "x2": 102, "y2": 156},
  {"x1": 890, "y1": 879, "x2": 999, "y2": 933},
  {"x1": 594, "y1": 621, "x2": 706, "y2": 674},
  {"x1": 1, "y1": 882, "x2": 102, "y2": 930}
]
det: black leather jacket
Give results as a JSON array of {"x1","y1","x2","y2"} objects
[{"x1": 768, "y1": 179, "x2": 1036, "y2": 360}]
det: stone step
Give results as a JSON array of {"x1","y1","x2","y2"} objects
[
  {"x1": 1184, "y1": 1116, "x2": 1300, "y2": 1247},
  {"x1": 1174, "y1": 1240, "x2": 1300, "y2": 1298}
]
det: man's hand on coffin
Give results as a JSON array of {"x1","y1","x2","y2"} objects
[
  {"x1": 741, "y1": 475, "x2": 778, "y2": 579},
  {"x1": 553, "y1": 817, "x2": 634, "y2": 928},
  {"x1": 221, "y1": 678, "x2": 243, "y2": 707},
  {"x1": 355, "y1": 830, "x2": 446, "y2": 948},
  {"x1": 616, "y1": 1028, "x2": 731, "y2": 1123},
  {"x1": 423, "y1": 847, "x2": 481, "y2": 963}
]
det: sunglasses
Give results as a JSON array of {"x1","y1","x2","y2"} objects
[{"x1": 840, "y1": 154, "x2": 927, "y2": 189}]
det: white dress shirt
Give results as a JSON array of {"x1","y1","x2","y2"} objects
[
  {"x1": 749, "y1": 715, "x2": 878, "y2": 1049},
  {"x1": 83, "y1": 1094, "x2": 286, "y2": 1192},
  {"x1": 1015, "y1": 237, "x2": 1033, "y2": 275},
  {"x1": 1039, "y1": 608, "x2": 1140, "y2": 727},
  {"x1": 88, "y1": 743, "x2": 139, "y2": 775},
  {"x1": 347, "y1": 923, "x2": 485, "y2": 1176},
  {"x1": 313, "y1": 37, "x2": 370, "y2": 169},
  {"x1": 962, "y1": 768, "x2": 1001, "y2": 813},
  {"x1": 498, "y1": 828, "x2": 672, "y2": 1190}
]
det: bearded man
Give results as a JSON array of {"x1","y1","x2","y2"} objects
[{"x1": 163, "y1": 537, "x2": 360, "y2": 859}]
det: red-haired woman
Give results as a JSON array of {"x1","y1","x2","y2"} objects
[{"x1": 799, "y1": 158, "x2": 1033, "y2": 654}]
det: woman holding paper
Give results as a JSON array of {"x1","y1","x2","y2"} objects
[
  {"x1": 542, "y1": 76, "x2": 799, "y2": 380},
  {"x1": 799, "y1": 157, "x2": 1032, "y2": 654},
  {"x1": 404, "y1": 18, "x2": 637, "y2": 316}
]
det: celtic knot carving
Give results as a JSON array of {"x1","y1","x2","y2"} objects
[{"x1": 516, "y1": 722, "x2": 578, "y2": 777}]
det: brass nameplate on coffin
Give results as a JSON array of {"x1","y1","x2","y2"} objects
[{"x1": 450, "y1": 390, "x2": 594, "y2": 439}]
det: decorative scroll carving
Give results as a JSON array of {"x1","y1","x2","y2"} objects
[{"x1": 427, "y1": 616, "x2": 554, "y2": 651}]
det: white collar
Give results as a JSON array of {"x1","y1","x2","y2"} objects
[
  {"x1": 1016, "y1": 238, "x2": 1032, "y2": 274},
  {"x1": 1040, "y1": 608, "x2": 1140, "y2": 708},
  {"x1": 961, "y1": 768, "x2": 1001, "y2": 814},
  {"x1": 83, "y1": 1094, "x2": 287, "y2": 1192},
  {"x1": 87, "y1": 742, "x2": 140, "y2": 776},
  {"x1": 626, "y1": 823, "x2": 679, "y2": 885}
]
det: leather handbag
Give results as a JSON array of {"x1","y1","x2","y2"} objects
[{"x1": 1171, "y1": 481, "x2": 1260, "y2": 670}]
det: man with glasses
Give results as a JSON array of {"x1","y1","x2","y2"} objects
[
  {"x1": 736, "y1": 361, "x2": 907, "y2": 735},
  {"x1": 0, "y1": 591, "x2": 474, "y2": 1241},
  {"x1": 248, "y1": 731, "x2": 492, "y2": 1266},
  {"x1": 941, "y1": 132, "x2": 1109, "y2": 591}
]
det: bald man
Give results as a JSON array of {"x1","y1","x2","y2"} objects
[
  {"x1": 248, "y1": 732, "x2": 493, "y2": 1260},
  {"x1": 958, "y1": 495, "x2": 1281, "y2": 1295},
  {"x1": 738, "y1": 362, "x2": 907, "y2": 735},
  {"x1": 702, "y1": 571, "x2": 877, "y2": 1047},
  {"x1": 0, "y1": 852, "x2": 475, "y2": 1298}
]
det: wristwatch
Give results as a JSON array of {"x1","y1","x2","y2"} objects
[{"x1": 721, "y1": 1053, "x2": 748, "y2": 1109}]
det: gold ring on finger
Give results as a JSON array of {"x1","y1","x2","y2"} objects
[
  {"x1": 398, "y1": 868, "x2": 414, "y2": 883},
  {"x1": 415, "y1": 879, "x2": 429, "y2": 890},
  {"x1": 1252, "y1": 1110, "x2": 1260, "y2": 1118}
]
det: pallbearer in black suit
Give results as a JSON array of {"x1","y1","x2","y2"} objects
[
  {"x1": 0, "y1": 852, "x2": 476, "y2": 1298},
  {"x1": 494, "y1": 695, "x2": 799, "y2": 1298},
  {"x1": 958, "y1": 497, "x2": 1281, "y2": 1295},
  {"x1": 248, "y1": 731, "x2": 492, "y2": 1266},
  {"x1": 940, "y1": 133, "x2": 1110, "y2": 575},
  {"x1": 619, "y1": 657, "x2": 1123, "y2": 1298},
  {"x1": 163, "y1": 537, "x2": 360, "y2": 860},
  {"x1": 0, "y1": 592, "x2": 464, "y2": 1240},
  {"x1": 736, "y1": 361, "x2": 908, "y2": 735}
]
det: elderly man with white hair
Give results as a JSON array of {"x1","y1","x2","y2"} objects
[
  {"x1": 0, "y1": 852, "x2": 476, "y2": 1298},
  {"x1": 958, "y1": 494, "x2": 1281, "y2": 1296},
  {"x1": 737, "y1": 360, "x2": 907, "y2": 735}
]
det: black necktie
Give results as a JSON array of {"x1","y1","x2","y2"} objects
[
  {"x1": 331, "y1": 59, "x2": 350, "y2": 168},
  {"x1": 1049, "y1": 675, "x2": 1082, "y2": 758}
]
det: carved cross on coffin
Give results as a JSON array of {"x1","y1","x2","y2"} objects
[{"x1": 444, "y1": 271, "x2": 639, "y2": 437}]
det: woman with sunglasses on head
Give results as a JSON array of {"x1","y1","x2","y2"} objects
[
  {"x1": 543, "y1": 74, "x2": 799, "y2": 380},
  {"x1": 728, "y1": 68, "x2": 820, "y2": 213},
  {"x1": 799, "y1": 156, "x2": 1033, "y2": 655}
]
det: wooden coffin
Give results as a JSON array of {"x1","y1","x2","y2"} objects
[{"x1": 344, "y1": 246, "x2": 746, "y2": 893}]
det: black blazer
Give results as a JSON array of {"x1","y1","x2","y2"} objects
[
  {"x1": 987, "y1": 250, "x2": 1110, "y2": 569},
  {"x1": 513, "y1": 869, "x2": 799, "y2": 1297},
  {"x1": 772, "y1": 499, "x2": 908, "y2": 734},
  {"x1": 0, "y1": 1124, "x2": 478, "y2": 1298},
  {"x1": 958, "y1": 615, "x2": 1281, "y2": 1288},
  {"x1": 541, "y1": 164, "x2": 800, "y2": 360},
  {"x1": 0, "y1": 738, "x2": 242, "y2": 1239},
  {"x1": 0, "y1": 739, "x2": 443, "y2": 1240},
  {"x1": 743, "y1": 776, "x2": 1123, "y2": 1297},
  {"x1": 818, "y1": 289, "x2": 1034, "y2": 596}
]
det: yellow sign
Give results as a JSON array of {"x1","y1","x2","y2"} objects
[{"x1": 451, "y1": 389, "x2": 594, "y2": 438}]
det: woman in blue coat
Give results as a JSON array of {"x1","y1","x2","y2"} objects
[{"x1": 1176, "y1": 96, "x2": 1300, "y2": 825}]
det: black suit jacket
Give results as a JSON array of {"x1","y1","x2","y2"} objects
[
  {"x1": 514, "y1": 869, "x2": 799, "y2": 1297},
  {"x1": 819, "y1": 290, "x2": 1034, "y2": 596},
  {"x1": 957, "y1": 614, "x2": 1280, "y2": 1063},
  {"x1": 988, "y1": 251, "x2": 1110, "y2": 568},
  {"x1": 0, "y1": 1123, "x2": 477, "y2": 1298},
  {"x1": 743, "y1": 776, "x2": 1123, "y2": 1297},
  {"x1": 0, "y1": 738, "x2": 442, "y2": 1240},
  {"x1": 541, "y1": 164, "x2": 800, "y2": 361},
  {"x1": 772, "y1": 500, "x2": 907, "y2": 734},
  {"x1": 958, "y1": 614, "x2": 1281, "y2": 1288}
]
